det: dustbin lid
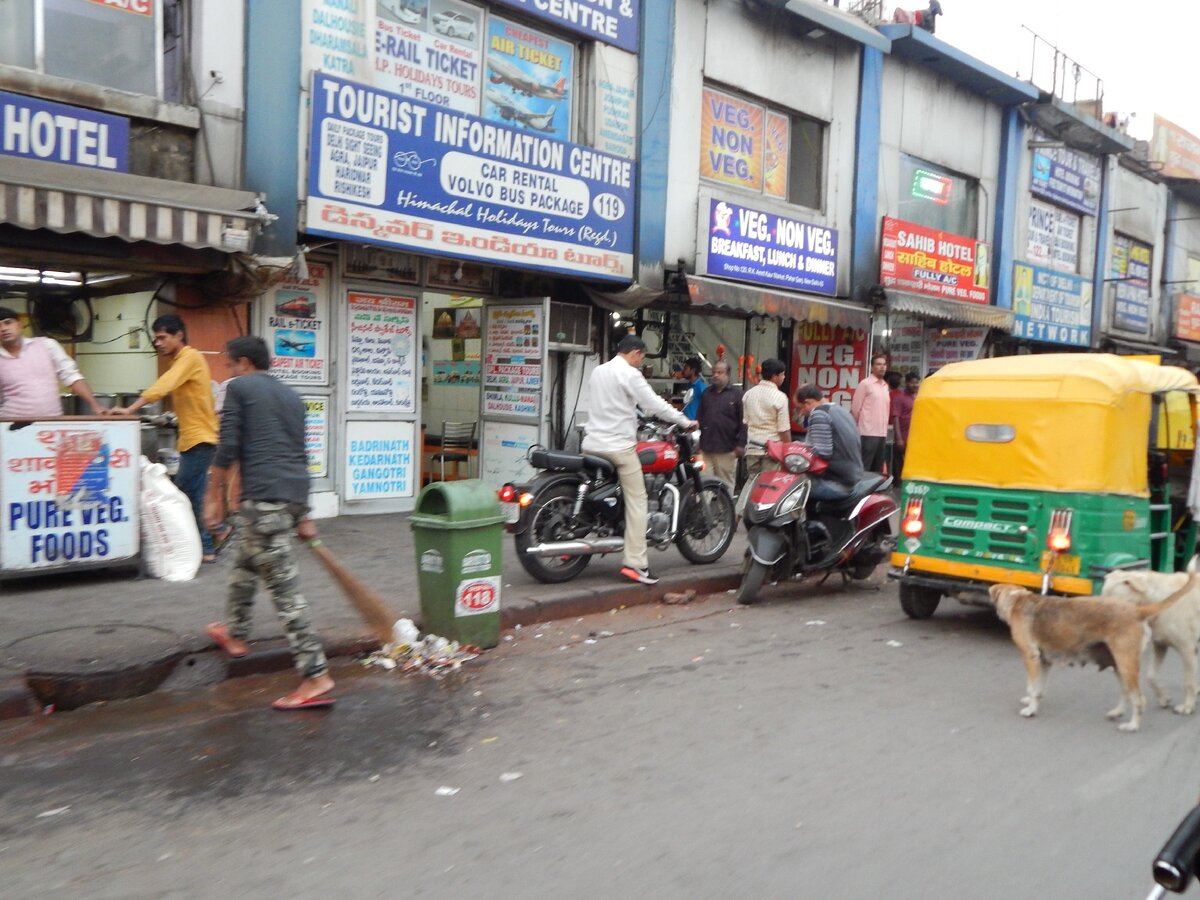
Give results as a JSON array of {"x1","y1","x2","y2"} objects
[{"x1": 411, "y1": 478, "x2": 506, "y2": 529}]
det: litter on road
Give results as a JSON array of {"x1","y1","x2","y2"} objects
[
  {"x1": 361, "y1": 618, "x2": 481, "y2": 678},
  {"x1": 435, "y1": 786, "x2": 460, "y2": 797},
  {"x1": 36, "y1": 806, "x2": 70, "y2": 818}
]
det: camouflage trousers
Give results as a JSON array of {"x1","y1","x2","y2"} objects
[{"x1": 226, "y1": 500, "x2": 328, "y2": 680}]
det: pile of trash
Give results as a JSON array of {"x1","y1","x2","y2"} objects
[{"x1": 361, "y1": 618, "x2": 481, "y2": 679}]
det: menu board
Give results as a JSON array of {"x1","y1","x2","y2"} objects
[
  {"x1": 482, "y1": 304, "x2": 543, "y2": 419},
  {"x1": 347, "y1": 292, "x2": 417, "y2": 413}
]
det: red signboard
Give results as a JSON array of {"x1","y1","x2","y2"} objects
[
  {"x1": 879, "y1": 217, "x2": 990, "y2": 305},
  {"x1": 1176, "y1": 294, "x2": 1200, "y2": 342}
]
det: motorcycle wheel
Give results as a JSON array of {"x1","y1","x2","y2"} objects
[
  {"x1": 736, "y1": 555, "x2": 768, "y2": 605},
  {"x1": 514, "y1": 483, "x2": 593, "y2": 584},
  {"x1": 849, "y1": 525, "x2": 890, "y2": 580},
  {"x1": 675, "y1": 483, "x2": 736, "y2": 564},
  {"x1": 899, "y1": 582, "x2": 942, "y2": 619}
]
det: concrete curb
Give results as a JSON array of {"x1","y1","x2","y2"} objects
[{"x1": 0, "y1": 570, "x2": 744, "y2": 722}]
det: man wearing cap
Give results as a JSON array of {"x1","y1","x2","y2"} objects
[{"x1": 0, "y1": 306, "x2": 103, "y2": 418}]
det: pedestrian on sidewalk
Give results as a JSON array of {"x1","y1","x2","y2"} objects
[
  {"x1": 582, "y1": 334, "x2": 696, "y2": 585},
  {"x1": 202, "y1": 336, "x2": 334, "y2": 711},
  {"x1": 107, "y1": 315, "x2": 226, "y2": 561},
  {"x1": 742, "y1": 358, "x2": 791, "y2": 482},
  {"x1": 850, "y1": 352, "x2": 890, "y2": 474},
  {"x1": 0, "y1": 306, "x2": 104, "y2": 417},
  {"x1": 680, "y1": 356, "x2": 707, "y2": 420},
  {"x1": 696, "y1": 359, "x2": 744, "y2": 492}
]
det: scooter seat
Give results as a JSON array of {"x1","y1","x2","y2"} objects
[
  {"x1": 530, "y1": 448, "x2": 616, "y2": 476},
  {"x1": 812, "y1": 474, "x2": 892, "y2": 514}
]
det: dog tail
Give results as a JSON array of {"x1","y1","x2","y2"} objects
[
  {"x1": 1189, "y1": 554, "x2": 1199, "y2": 575},
  {"x1": 1135, "y1": 572, "x2": 1198, "y2": 620}
]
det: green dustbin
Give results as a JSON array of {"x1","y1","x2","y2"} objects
[{"x1": 411, "y1": 479, "x2": 506, "y2": 648}]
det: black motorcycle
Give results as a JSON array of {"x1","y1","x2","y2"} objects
[{"x1": 498, "y1": 422, "x2": 736, "y2": 584}]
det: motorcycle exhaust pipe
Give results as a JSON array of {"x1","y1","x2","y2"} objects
[{"x1": 523, "y1": 538, "x2": 625, "y2": 557}]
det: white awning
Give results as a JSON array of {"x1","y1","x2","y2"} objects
[
  {"x1": 686, "y1": 275, "x2": 871, "y2": 329},
  {"x1": 886, "y1": 290, "x2": 1015, "y2": 331},
  {"x1": 0, "y1": 156, "x2": 264, "y2": 253}
]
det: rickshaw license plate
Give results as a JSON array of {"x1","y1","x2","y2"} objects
[
  {"x1": 1040, "y1": 551, "x2": 1080, "y2": 575},
  {"x1": 500, "y1": 501, "x2": 520, "y2": 524}
]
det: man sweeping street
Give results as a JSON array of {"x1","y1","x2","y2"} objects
[{"x1": 202, "y1": 336, "x2": 334, "y2": 711}]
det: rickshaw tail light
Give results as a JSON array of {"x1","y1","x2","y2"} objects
[
  {"x1": 901, "y1": 498, "x2": 924, "y2": 537},
  {"x1": 1047, "y1": 508, "x2": 1074, "y2": 553}
]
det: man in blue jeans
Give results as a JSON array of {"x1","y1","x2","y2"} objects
[{"x1": 794, "y1": 384, "x2": 864, "y2": 501}]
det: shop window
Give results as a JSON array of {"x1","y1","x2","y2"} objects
[
  {"x1": 1, "y1": 0, "x2": 182, "y2": 100},
  {"x1": 699, "y1": 85, "x2": 826, "y2": 211},
  {"x1": 898, "y1": 154, "x2": 978, "y2": 237}
]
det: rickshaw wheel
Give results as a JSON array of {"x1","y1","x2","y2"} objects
[{"x1": 899, "y1": 582, "x2": 941, "y2": 619}]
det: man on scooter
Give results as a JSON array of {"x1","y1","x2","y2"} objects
[
  {"x1": 582, "y1": 334, "x2": 697, "y2": 585},
  {"x1": 795, "y1": 384, "x2": 864, "y2": 501}
]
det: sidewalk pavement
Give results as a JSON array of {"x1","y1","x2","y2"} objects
[{"x1": 0, "y1": 514, "x2": 748, "y2": 719}]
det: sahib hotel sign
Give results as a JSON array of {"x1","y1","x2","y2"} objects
[{"x1": 880, "y1": 217, "x2": 991, "y2": 305}]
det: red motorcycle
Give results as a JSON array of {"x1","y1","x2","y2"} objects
[
  {"x1": 498, "y1": 422, "x2": 736, "y2": 584},
  {"x1": 735, "y1": 440, "x2": 896, "y2": 604}
]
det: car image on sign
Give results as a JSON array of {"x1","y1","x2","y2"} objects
[{"x1": 432, "y1": 10, "x2": 475, "y2": 40}]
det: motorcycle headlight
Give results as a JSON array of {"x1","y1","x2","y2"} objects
[
  {"x1": 775, "y1": 482, "x2": 810, "y2": 518},
  {"x1": 783, "y1": 453, "x2": 811, "y2": 474}
]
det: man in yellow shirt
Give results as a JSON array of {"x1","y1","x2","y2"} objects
[{"x1": 108, "y1": 315, "x2": 224, "y2": 561}]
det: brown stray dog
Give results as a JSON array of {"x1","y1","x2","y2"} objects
[{"x1": 988, "y1": 577, "x2": 1195, "y2": 732}]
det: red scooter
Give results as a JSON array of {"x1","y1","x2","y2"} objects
[{"x1": 735, "y1": 440, "x2": 896, "y2": 604}]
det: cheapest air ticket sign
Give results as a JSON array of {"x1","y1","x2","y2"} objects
[
  {"x1": 489, "y1": 0, "x2": 638, "y2": 52},
  {"x1": 703, "y1": 198, "x2": 839, "y2": 296},
  {"x1": 306, "y1": 73, "x2": 634, "y2": 282}
]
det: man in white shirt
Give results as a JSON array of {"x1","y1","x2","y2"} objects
[
  {"x1": 582, "y1": 334, "x2": 695, "y2": 585},
  {"x1": 0, "y1": 306, "x2": 102, "y2": 418}
]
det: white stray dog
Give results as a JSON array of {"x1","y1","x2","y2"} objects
[{"x1": 1102, "y1": 557, "x2": 1200, "y2": 715}]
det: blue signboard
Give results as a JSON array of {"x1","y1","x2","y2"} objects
[
  {"x1": 704, "y1": 198, "x2": 839, "y2": 296},
  {"x1": 489, "y1": 0, "x2": 638, "y2": 53},
  {"x1": 1110, "y1": 234, "x2": 1152, "y2": 335},
  {"x1": 1012, "y1": 261, "x2": 1092, "y2": 347},
  {"x1": 0, "y1": 90, "x2": 129, "y2": 172},
  {"x1": 305, "y1": 73, "x2": 635, "y2": 282},
  {"x1": 1030, "y1": 140, "x2": 1100, "y2": 217}
]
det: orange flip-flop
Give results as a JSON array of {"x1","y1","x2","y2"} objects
[
  {"x1": 272, "y1": 694, "x2": 337, "y2": 711},
  {"x1": 205, "y1": 622, "x2": 249, "y2": 658}
]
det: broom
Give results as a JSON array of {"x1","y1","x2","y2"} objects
[{"x1": 306, "y1": 539, "x2": 396, "y2": 646}]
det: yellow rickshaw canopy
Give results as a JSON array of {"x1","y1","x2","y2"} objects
[{"x1": 904, "y1": 354, "x2": 1199, "y2": 496}]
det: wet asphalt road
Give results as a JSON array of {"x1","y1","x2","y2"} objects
[{"x1": 2, "y1": 577, "x2": 1200, "y2": 899}]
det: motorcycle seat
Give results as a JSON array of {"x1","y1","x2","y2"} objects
[
  {"x1": 530, "y1": 448, "x2": 616, "y2": 476},
  {"x1": 812, "y1": 473, "x2": 892, "y2": 514}
]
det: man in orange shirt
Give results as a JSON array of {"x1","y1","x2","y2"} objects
[{"x1": 108, "y1": 315, "x2": 224, "y2": 561}]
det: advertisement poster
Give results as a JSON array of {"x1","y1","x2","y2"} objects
[
  {"x1": 1026, "y1": 199, "x2": 1080, "y2": 273},
  {"x1": 489, "y1": 0, "x2": 639, "y2": 52},
  {"x1": 0, "y1": 422, "x2": 139, "y2": 571},
  {"x1": 763, "y1": 111, "x2": 790, "y2": 200},
  {"x1": 926, "y1": 327, "x2": 988, "y2": 370},
  {"x1": 347, "y1": 292, "x2": 417, "y2": 412},
  {"x1": 884, "y1": 315, "x2": 927, "y2": 376},
  {"x1": 790, "y1": 320, "x2": 868, "y2": 411},
  {"x1": 266, "y1": 262, "x2": 330, "y2": 386},
  {"x1": 1176, "y1": 294, "x2": 1200, "y2": 342},
  {"x1": 1012, "y1": 262, "x2": 1092, "y2": 347},
  {"x1": 699, "y1": 88, "x2": 764, "y2": 193},
  {"x1": 880, "y1": 216, "x2": 990, "y2": 305},
  {"x1": 374, "y1": 0, "x2": 483, "y2": 114},
  {"x1": 483, "y1": 16, "x2": 574, "y2": 139},
  {"x1": 343, "y1": 244, "x2": 420, "y2": 282},
  {"x1": 345, "y1": 420, "x2": 415, "y2": 499},
  {"x1": 1030, "y1": 135, "x2": 1100, "y2": 216},
  {"x1": 481, "y1": 419, "x2": 539, "y2": 486},
  {"x1": 433, "y1": 359, "x2": 481, "y2": 384},
  {"x1": 302, "y1": 0, "x2": 372, "y2": 83},
  {"x1": 592, "y1": 43, "x2": 637, "y2": 160},
  {"x1": 483, "y1": 304, "x2": 542, "y2": 418},
  {"x1": 306, "y1": 73, "x2": 635, "y2": 282},
  {"x1": 704, "y1": 197, "x2": 838, "y2": 296},
  {"x1": 1153, "y1": 115, "x2": 1200, "y2": 181},
  {"x1": 302, "y1": 397, "x2": 330, "y2": 478},
  {"x1": 1111, "y1": 234, "x2": 1152, "y2": 334}
]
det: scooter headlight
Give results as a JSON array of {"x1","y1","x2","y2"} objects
[
  {"x1": 775, "y1": 482, "x2": 810, "y2": 518},
  {"x1": 783, "y1": 453, "x2": 811, "y2": 474}
]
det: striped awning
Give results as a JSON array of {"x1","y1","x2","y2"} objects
[
  {"x1": 885, "y1": 290, "x2": 1015, "y2": 331},
  {"x1": 0, "y1": 155, "x2": 265, "y2": 253}
]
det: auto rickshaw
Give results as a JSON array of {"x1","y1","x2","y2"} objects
[{"x1": 890, "y1": 353, "x2": 1200, "y2": 618}]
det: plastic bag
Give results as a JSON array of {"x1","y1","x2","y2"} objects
[{"x1": 138, "y1": 456, "x2": 201, "y2": 581}]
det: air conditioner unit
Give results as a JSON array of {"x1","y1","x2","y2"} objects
[{"x1": 547, "y1": 301, "x2": 593, "y2": 353}]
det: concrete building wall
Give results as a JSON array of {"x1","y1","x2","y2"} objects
[
  {"x1": 190, "y1": 0, "x2": 247, "y2": 188},
  {"x1": 661, "y1": 0, "x2": 860, "y2": 296}
]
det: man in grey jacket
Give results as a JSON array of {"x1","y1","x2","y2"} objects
[{"x1": 794, "y1": 383, "x2": 864, "y2": 501}]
